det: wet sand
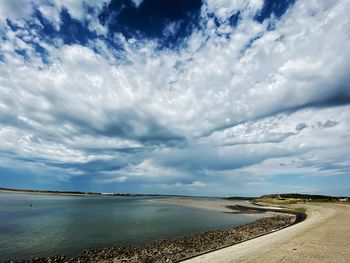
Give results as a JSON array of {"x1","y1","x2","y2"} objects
[
  {"x1": 149, "y1": 197, "x2": 246, "y2": 212},
  {"x1": 182, "y1": 203, "x2": 350, "y2": 263},
  {"x1": 150, "y1": 197, "x2": 287, "y2": 212}
]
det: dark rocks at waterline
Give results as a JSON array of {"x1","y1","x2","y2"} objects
[
  {"x1": 7, "y1": 215, "x2": 295, "y2": 263},
  {"x1": 6, "y1": 256, "x2": 70, "y2": 263}
]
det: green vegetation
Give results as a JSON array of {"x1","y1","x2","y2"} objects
[
  {"x1": 224, "y1": 196, "x2": 256, "y2": 200},
  {"x1": 254, "y1": 193, "x2": 350, "y2": 205},
  {"x1": 292, "y1": 207, "x2": 307, "y2": 213},
  {"x1": 255, "y1": 197, "x2": 300, "y2": 205}
]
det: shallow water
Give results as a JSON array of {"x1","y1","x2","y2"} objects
[{"x1": 0, "y1": 193, "x2": 262, "y2": 261}]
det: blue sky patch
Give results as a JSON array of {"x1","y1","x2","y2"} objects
[
  {"x1": 255, "y1": 0, "x2": 295, "y2": 23},
  {"x1": 99, "y1": 0, "x2": 203, "y2": 48}
]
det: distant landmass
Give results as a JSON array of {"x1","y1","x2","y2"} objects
[
  {"x1": 0, "y1": 187, "x2": 200, "y2": 198},
  {"x1": 234, "y1": 193, "x2": 350, "y2": 204},
  {"x1": 260, "y1": 193, "x2": 349, "y2": 200},
  {"x1": 1, "y1": 187, "x2": 349, "y2": 202}
]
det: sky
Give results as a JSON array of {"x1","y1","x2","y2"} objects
[{"x1": 0, "y1": 0, "x2": 350, "y2": 197}]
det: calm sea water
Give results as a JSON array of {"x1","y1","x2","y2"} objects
[{"x1": 0, "y1": 193, "x2": 262, "y2": 261}]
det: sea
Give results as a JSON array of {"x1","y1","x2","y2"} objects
[{"x1": 0, "y1": 192, "x2": 262, "y2": 261}]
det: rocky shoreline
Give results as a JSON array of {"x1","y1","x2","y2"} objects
[{"x1": 7, "y1": 213, "x2": 297, "y2": 263}]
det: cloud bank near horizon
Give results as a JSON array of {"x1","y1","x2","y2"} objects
[{"x1": 0, "y1": 0, "x2": 350, "y2": 196}]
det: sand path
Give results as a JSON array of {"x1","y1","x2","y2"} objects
[{"x1": 182, "y1": 203, "x2": 350, "y2": 263}]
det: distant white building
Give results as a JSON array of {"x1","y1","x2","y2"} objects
[{"x1": 339, "y1": 198, "x2": 349, "y2": 202}]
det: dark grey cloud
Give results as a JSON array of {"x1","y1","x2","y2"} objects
[
  {"x1": 317, "y1": 120, "x2": 338, "y2": 129},
  {"x1": 298, "y1": 159, "x2": 350, "y2": 176},
  {"x1": 152, "y1": 143, "x2": 295, "y2": 172},
  {"x1": 295, "y1": 123, "x2": 307, "y2": 131},
  {"x1": 48, "y1": 159, "x2": 125, "y2": 173}
]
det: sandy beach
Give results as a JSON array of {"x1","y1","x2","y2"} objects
[
  {"x1": 150, "y1": 197, "x2": 290, "y2": 215},
  {"x1": 149, "y1": 197, "x2": 249, "y2": 212},
  {"x1": 182, "y1": 203, "x2": 350, "y2": 263}
]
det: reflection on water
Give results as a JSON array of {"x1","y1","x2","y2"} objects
[{"x1": 0, "y1": 193, "x2": 262, "y2": 261}]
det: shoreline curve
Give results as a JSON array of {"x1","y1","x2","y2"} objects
[{"x1": 181, "y1": 203, "x2": 350, "y2": 263}]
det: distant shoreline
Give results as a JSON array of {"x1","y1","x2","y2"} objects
[
  {"x1": 183, "y1": 203, "x2": 350, "y2": 263},
  {"x1": 0, "y1": 188, "x2": 95, "y2": 196},
  {"x1": 0, "y1": 187, "x2": 100, "y2": 195},
  {"x1": 0, "y1": 187, "x2": 202, "y2": 198}
]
